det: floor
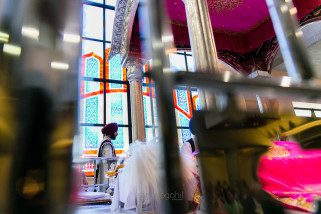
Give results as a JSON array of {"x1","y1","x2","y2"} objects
[{"x1": 73, "y1": 205, "x2": 156, "y2": 214}]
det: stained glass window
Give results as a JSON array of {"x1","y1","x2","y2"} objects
[
  {"x1": 81, "y1": 126, "x2": 104, "y2": 157},
  {"x1": 105, "y1": 84, "x2": 128, "y2": 125},
  {"x1": 81, "y1": 1, "x2": 131, "y2": 158},
  {"x1": 80, "y1": 81, "x2": 104, "y2": 124},
  {"x1": 143, "y1": 52, "x2": 200, "y2": 146},
  {"x1": 191, "y1": 90, "x2": 201, "y2": 110},
  {"x1": 82, "y1": 40, "x2": 103, "y2": 59}
]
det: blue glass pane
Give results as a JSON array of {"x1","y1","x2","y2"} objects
[
  {"x1": 143, "y1": 93, "x2": 152, "y2": 126},
  {"x1": 176, "y1": 89, "x2": 189, "y2": 113},
  {"x1": 177, "y1": 129, "x2": 190, "y2": 146},
  {"x1": 178, "y1": 113, "x2": 189, "y2": 127},
  {"x1": 108, "y1": 54, "x2": 123, "y2": 80},
  {"x1": 85, "y1": 57, "x2": 100, "y2": 78},
  {"x1": 82, "y1": 5, "x2": 103, "y2": 40},
  {"x1": 83, "y1": 126, "x2": 101, "y2": 149},
  {"x1": 80, "y1": 81, "x2": 104, "y2": 124},
  {"x1": 85, "y1": 97, "x2": 99, "y2": 123},
  {"x1": 181, "y1": 129, "x2": 192, "y2": 143},
  {"x1": 112, "y1": 127, "x2": 129, "y2": 150},
  {"x1": 106, "y1": 90, "x2": 128, "y2": 125}
]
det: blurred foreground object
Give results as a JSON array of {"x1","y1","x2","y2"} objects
[
  {"x1": 0, "y1": 0, "x2": 81, "y2": 213},
  {"x1": 258, "y1": 141, "x2": 321, "y2": 213}
]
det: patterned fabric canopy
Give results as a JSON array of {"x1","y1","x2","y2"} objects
[
  {"x1": 130, "y1": 0, "x2": 321, "y2": 72},
  {"x1": 166, "y1": 0, "x2": 320, "y2": 53}
]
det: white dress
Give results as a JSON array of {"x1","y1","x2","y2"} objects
[
  {"x1": 180, "y1": 138, "x2": 199, "y2": 202},
  {"x1": 111, "y1": 141, "x2": 161, "y2": 213}
]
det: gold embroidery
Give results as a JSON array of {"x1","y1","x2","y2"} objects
[
  {"x1": 208, "y1": 0, "x2": 243, "y2": 14},
  {"x1": 278, "y1": 196, "x2": 315, "y2": 212},
  {"x1": 193, "y1": 185, "x2": 201, "y2": 205},
  {"x1": 265, "y1": 144, "x2": 290, "y2": 159}
]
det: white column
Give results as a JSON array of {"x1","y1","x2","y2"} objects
[{"x1": 126, "y1": 58, "x2": 146, "y2": 142}]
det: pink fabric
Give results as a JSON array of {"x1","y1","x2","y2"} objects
[
  {"x1": 165, "y1": 0, "x2": 321, "y2": 53},
  {"x1": 258, "y1": 141, "x2": 321, "y2": 212}
]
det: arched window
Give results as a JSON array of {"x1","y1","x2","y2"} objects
[
  {"x1": 143, "y1": 52, "x2": 201, "y2": 145},
  {"x1": 80, "y1": 0, "x2": 131, "y2": 157}
]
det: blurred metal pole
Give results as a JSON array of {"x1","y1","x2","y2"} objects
[
  {"x1": 266, "y1": 0, "x2": 315, "y2": 83},
  {"x1": 0, "y1": 0, "x2": 81, "y2": 213},
  {"x1": 139, "y1": 0, "x2": 185, "y2": 212},
  {"x1": 183, "y1": 0, "x2": 225, "y2": 110}
]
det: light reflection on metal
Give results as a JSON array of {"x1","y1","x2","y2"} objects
[
  {"x1": 292, "y1": 102, "x2": 321, "y2": 110},
  {"x1": 223, "y1": 70, "x2": 231, "y2": 82},
  {"x1": 21, "y1": 26, "x2": 39, "y2": 40},
  {"x1": 256, "y1": 95, "x2": 264, "y2": 113},
  {"x1": 0, "y1": 31, "x2": 9, "y2": 43},
  {"x1": 3, "y1": 44, "x2": 21, "y2": 56},
  {"x1": 63, "y1": 33, "x2": 80, "y2": 43},
  {"x1": 280, "y1": 5, "x2": 288, "y2": 13},
  {"x1": 295, "y1": 30, "x2": 303, "y2": 38},
  {"x1": 50, "y1": 61, "x2": 69, "y2": 70},
  {"x1": 289, "y1": 7, "x2": 297, "y2": 16},
  {"x1": 139, "y1": 0, "x2": 185, "y2": 212},
  {"x1": 280, "y1": 76, "x2": 291, "y2": 87}
]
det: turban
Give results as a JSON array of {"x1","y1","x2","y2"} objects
[{"x1": 102, "y1": 123, "x2": 118, "y2": 136}]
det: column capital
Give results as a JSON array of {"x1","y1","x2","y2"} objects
[{"x1": 125, "y1": 57, "x2": 144, "y2": 82}]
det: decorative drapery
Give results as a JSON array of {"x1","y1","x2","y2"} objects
[{"x1": 129, "y1": 1, "x2": 321, "y2": 73}]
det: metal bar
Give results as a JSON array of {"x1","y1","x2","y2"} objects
[
  {"x1": 139, "y1": 0, "x2": 185, "y2": 212},
  {"x1": 76, "y1": 157, "x2": 120, "y2": 162},
  {"x1": 266, "y1": 0, "x2": 315, "y2": 82},
  {"x1": 168, "y1": 72, "x2": 321, "y2": 100}
]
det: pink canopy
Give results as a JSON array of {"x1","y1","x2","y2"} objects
[
  {"x1": 166, "y1": 0, "x2": 321, "y2": 53},
  {"x1": 130, "y1": 0, "x2": 321, "y2": 72},
  {"x1": 258, "y1": 141, "x2": 321, "y2": 212}
]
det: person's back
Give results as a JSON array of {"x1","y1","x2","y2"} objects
[{"x1": 95, "y1": 123, "x2": 118, "y2": 192}]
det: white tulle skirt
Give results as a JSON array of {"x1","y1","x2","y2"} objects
[
  {"x1": 112, "y1": 141, "x2": 161, "y2": 213},
  {"x1": 180, "y1": 145, "x2": 199, "y2": 202},
  {"x1": 111, "y1": 140, "x2": 200, "y2": 212}
]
